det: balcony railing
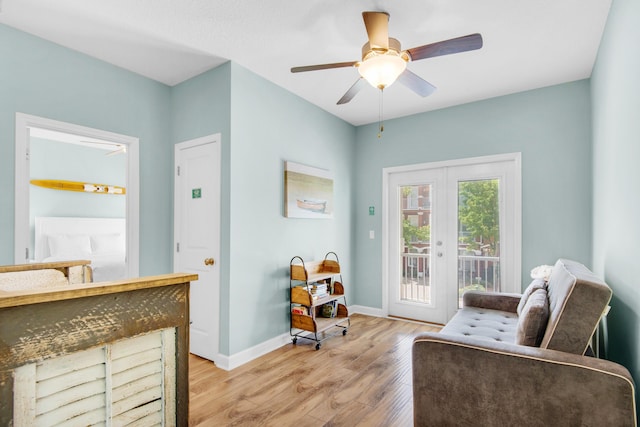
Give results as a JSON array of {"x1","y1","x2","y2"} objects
[{"x1": 401, "y1": 252, "x2": 501, "y2": 305}]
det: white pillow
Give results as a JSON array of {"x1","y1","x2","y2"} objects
[
  {"x1": 48, "y1": 234, "x2": 92, "y2": 258},
  {"x1": 91, "y1": 233, "x2": 125, "y2": 254}
]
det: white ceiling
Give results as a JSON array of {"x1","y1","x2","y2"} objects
[{"x1": 0, "y1": 0, "x2": 612, "y2": 126}]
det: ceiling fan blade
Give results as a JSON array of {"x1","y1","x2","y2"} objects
[
  {"x1": 397, "y1": 69, "x2": 436, "y2": 97},
  {"x1": 291, "y1": 61, "x2": 358, "y2": 73},
  {"x1": 362, "y1": 11, "x2": 389, "y2": 51},
  {"x1": 337, "y1": 78, "x2": 366, "y2": 105},
  {"x1": 105, "y1": 147, "x2": 126, "y2": 156},
  {"x1": 406, "y1": 33, "x2": 483, "y2": 61}
]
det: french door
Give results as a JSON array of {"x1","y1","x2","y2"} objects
[{"x1": 384, "y1": 154, "x2": 521, "y2": 324}]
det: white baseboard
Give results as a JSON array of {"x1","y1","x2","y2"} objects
[
  {"x1": 214, "y1": 332, "x2": 291, "y2": 371},
  {"x1": 213, "y1": 305, "x2": 385, "y2": 371},
  {"x1": 349, "y1": 305, "x2": 384, "y2": 317}
]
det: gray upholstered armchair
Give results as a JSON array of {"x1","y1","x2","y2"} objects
[{"x1": 412, "y1": 259, "x2": 637, "y2": 426}]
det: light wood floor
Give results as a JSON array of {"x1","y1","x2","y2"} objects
[{"x1": 189, "y1": 314, "x2": 440, "y2": 426}]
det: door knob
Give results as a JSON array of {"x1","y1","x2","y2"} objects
[{"x1": 204, "y1": 257, "x2": 215, "y2": 266}]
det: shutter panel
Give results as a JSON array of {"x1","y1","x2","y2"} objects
[
  {"x1": 112, "y1": 339, "x2": 163, "y2": 424},
  {"x1": 13, "y1": 329, "x2": 176, "y2": 426},
  {"x1": 35, "y1": 347, "x2": 107, "y2": 426}
]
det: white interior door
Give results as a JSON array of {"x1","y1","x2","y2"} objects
[
  {"x1": 385, "y1": 154, "x2": 521, "y2": 324},
  {"x1": 174, "y1": 134, "x2": 221, "y2": 363}
]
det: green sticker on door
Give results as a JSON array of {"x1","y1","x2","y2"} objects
[{"x1": 192, "y1": 188, "x2": 202, "y2": 199}]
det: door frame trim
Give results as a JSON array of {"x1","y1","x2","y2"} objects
[
  {"x1": 14, "y1": 113, "x2": 139, "y2": 277},
  {"x1": 381, "y1": 152, "x2": 522, "y2": 320}
]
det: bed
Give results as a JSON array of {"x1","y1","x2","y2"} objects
[{"x1": 34, "y1": 216, "x2": 127, "y2": 282}]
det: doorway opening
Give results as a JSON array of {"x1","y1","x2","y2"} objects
[{"x1": 14, "y1": 113, "x2": 139, "y2": 279}]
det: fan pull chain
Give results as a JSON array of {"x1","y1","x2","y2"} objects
[{"x1": 378, "y1": 88, "x2": 384, "y2": 139}]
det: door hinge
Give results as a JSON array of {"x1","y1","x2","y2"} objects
[
  {"x1": 25, "y1": 247, "x2": 29, "y2": 260},
  {"x1": 176, "y1": 242, "x2": 180, "y2": 253},
  {"x1": 177, "y1": 166, "x2": 180, "y2": 176}
]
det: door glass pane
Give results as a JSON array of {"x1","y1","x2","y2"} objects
[
  {"x1": 457, "y1": 179, "x2": 501, "y2": 307},
  {"x1": 400, "y1": 184, "x2": 432, "y2": 304}
]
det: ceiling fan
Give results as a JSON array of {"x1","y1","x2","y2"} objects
[
  {"x1": 80, "y1": 140, "x2": 127, "y2": 156},
  {"x1": 291, "y1": 11, "x2": 483, "y2": 105}
]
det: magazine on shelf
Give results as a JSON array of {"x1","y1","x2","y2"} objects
[
  {"x1": 320, "y1": 300, "x2": 337, "y2": 318},
  {"x1": 291, "y1": 306, "x2": 308, "y2": 315}
]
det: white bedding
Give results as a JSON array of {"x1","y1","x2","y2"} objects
[
  {"x1": 35, "y1": 217, "x2": 127, "y2": 282},
  {"x1": 43, "y1": 253, "x2": 126, "y2": 282}
]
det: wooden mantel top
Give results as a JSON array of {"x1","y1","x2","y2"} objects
[{"x1": 0, "y1": 272, "x2": 198, "y2": 309}]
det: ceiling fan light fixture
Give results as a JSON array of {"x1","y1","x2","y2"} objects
[
  {"x1": 292, "y1": 11, "x2": 483, "y2": 112},
  {"x1": 358, "y1": 52, "x2": 407, "y2": 90}
]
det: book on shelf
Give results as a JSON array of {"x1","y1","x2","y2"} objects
[
  {"x1": 291, "y1": 306, "x2": 308, "y2": 315},
  {"x1": 312, "y1": 283, "x2": 327, "y2": 291},
  {"x1": 310, "y1": 282, "x2": 329, "y2": 299}
]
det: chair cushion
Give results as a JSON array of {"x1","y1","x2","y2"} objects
[
  {"x1": 441, "y1": 307, "x2": 518, "y2": 343},
  {"x1": 515, "y1": 289, "x2": 549, "y2": 347},
  {"x1": 0, "y1": 270, "x2": 68, "y2": 291},
  {"x1": 540, "y1": 259, "x2": 612, "y2": 354},
  {"x1": 516, "y1": 278, "x2": 547, "y2": 316}
]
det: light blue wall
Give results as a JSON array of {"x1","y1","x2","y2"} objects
[
  {"x1": 1, "y1": 23, "x2": 356, "y2": 358},
  {"x1": 227, "y1": 63, "x2": 356, "y2": 354},
  {"x1": 29, "y1": 138, "x2": 126, "y2": 254},
  {"x1": 591, "y1": 0, "x2": 640, "y2": 412},
  {"x1": 169, "y1": 63, "x2": 356, "y2": 356},
  {"x1": 0, "y1": 23, "x2": 173, "y2": 276},
  {"x1": 353, "y1": 81, "x2": 593, "y2": 308}
]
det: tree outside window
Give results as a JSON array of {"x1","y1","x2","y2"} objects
[{"x1": 458, "y1": 179, "x2": 500, "y2": 256}]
